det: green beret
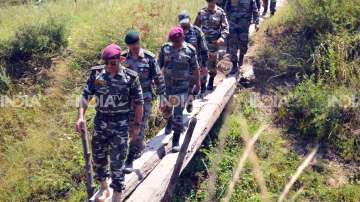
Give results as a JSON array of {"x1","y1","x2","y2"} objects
[{"x1": 125, "y1": 31, "x2": 140, "y2": 45}]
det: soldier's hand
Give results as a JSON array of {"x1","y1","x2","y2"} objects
[
  {"x1": 194, "y1": 82, "x2": 201, "y2": 95},
  {"x1": 76, "y1": 118, "x2": 85, "y2": 134},
  {"x1": 130, "y1": 124, "x2": 141, "y2": 140},
  {"x1": 200, "y1": 68, "x2": 208, "y2": 76},
  {"x1": 216, "y1": 37, "x2": 225, "y2": 46},
  {"x1": 255, "y1": 24, "x2": 260, "y2": 32}
]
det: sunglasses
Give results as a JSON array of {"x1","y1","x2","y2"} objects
[{"x1": 105, "y1": 60, "x2": 119, "y2": 66}]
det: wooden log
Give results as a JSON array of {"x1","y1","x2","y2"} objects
[{"x1": 126, "y1": 76, "x2": 237, "y2": 202}]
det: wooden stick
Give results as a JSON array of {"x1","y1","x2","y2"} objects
[{"x1": 80, "y1": 123, "x2": 95, "y2": 201}]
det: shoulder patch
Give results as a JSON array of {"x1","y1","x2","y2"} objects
[
  {"x1": 143, "y1": 49, "x2": 156, "y2": 58},
  {"x1": 124, "y1": 68, "x2": 138, "y2": 78},
  {"x1": 121, "y1": 49, "x2": 129, "y2": 57},
  {"x1": 90, "y1": 65, "x2": 105, "y2": 71}
]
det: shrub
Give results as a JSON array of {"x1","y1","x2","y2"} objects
[
  {"x1": 278, "y1": 80, "x2": 360, "y2": 162},
  {"x1": 1, "y1": 16, "x2": 68, "y2": 78}
]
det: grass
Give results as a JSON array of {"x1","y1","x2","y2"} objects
[
  {"x1": 174, "y1": 92, "x2": 360, "y2": 202},
  {"x1": 0, "y1": 0, "x2": 205, "y2": 201}
]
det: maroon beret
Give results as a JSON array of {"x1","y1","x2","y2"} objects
[
  {"x1": 102, "y1": 44, "x2": 121, "y2": 60},
  {"x1": 168, "y1": 26, "x2": 184, "y2": 42}
]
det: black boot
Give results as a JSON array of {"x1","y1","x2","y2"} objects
[
  {"x1": 229, "y1": 60, "x2": 239, "y2": 76},
  {"x1": 270, "y1": 2, "x2": 276, "y2": 16},
  {"x1": 123, "y1": 155, "x2": 134, "y2": 174},
  {"x1": 239, "y1": 53, "x2": 245, "y2": 67},
  {"x1": 172, "y1": 133, "x2": 181, "y2": 153},
  {"x1": 186, "y1": 99, "x2": 193, "y2": 113},
  {"x1": 200, "y1": 81, "x2": 206, "y2": 96},
  {"x1": 165, "y1": 118, "x2": 172, "y2": 135},
  {"x1": 207, "y1": 76, "x2": 215, "y2": 91}
]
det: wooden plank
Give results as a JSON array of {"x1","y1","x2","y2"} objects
[{"x1": 126, "y1": 76, "x2": 237, "y2": 202}]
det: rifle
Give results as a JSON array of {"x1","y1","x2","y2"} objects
[{"x1": 80, "y1": 122, "x2": 95, "y2": 201}]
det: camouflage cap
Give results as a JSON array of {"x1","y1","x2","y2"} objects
[
  {"x1": 102, "y1": 44, "x2": 121, "y2": 60},
  {"x1": 178, "y1": 10, "x2": 190, "y2": 24}
]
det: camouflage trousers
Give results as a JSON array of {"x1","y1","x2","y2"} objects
[
  {"x1": 227, "y1": 28, "x2": 250, "y2": 69},
  {"x1": 262, "y1": 0, "x2": 277, "y2": 13},
  {"x1": 92, "y1": 112, "x2": 129, "y2": 192},
  {"x1": 206, "y1": 42, "x2": 220, "y2": 77},
  {"x1": 128, "y1": 100, "x2": 152, "y2": 159},
  {"x1": 162, "y1": 94, "x2": 187, "y2": 135}
]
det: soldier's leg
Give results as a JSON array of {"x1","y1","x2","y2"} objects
[
  {"x1": 134, "y1": 101, "x2": 151, "y2": 157},
  {"x1": 109, "y1": 118, "x2": 129, "y2": 193},
  {"x1": 200, "y1": 69, "x2": 208, "y2": 96},
  {"x1": 262, "y1": 0, "x2": 269, "y2": 15},
  {"x1": 171, "y1": 101, "x2": 185, "y2": 152},
  {"x1": 92, "y1": 114, "x2": 111, "y2": 201},
  {"x1": 270, "y1": 0, "x2": 276, "y2": 15},
  {"x1": 207, "y1": 43, "x2": 218, "y2": 91},
  {"x1": 239, "y1": 25, "x2": 250, "y2": 69},
  {"x1": 227, "y1": 32, "x2": 240, "y2": 75},
  {"x1": 255, "y1": 0, "x2": 261, "y2": 12}
]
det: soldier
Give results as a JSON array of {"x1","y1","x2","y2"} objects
[
  {"x1": 262, "y1": 0, "x2": 276, "y2": 16},
  {"x1": 178, "y1": 11, "x2": 209, "y2": 100},
  {"x1": 224, "y1": 0, "x2": 260, "y2": 76},
  {"x1": 159, "y1": 26, "x2": 200, "y2": 152},
  {"x1": 194, "y1": 0, "x2": 229, "y2": 91},
  {"x1": 76, "y1": 44, "x2": 144, "y2": 202},
  {"x1": 121, "y1": 31, "x2": 166, "y2": 174}
]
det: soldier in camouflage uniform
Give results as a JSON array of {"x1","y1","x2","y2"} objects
[
  {"x1": 121, "y1": 31, "x2": 166, "y2": 174},
  {"x1": 178, "y1": 11, "x2": 209, "y2": 100},
  {"x1": 76, "y1": 44, "x2": 144, "y2": 202},
  {"x1": 262, "y1": 0, "x2": 276, "y2": 16},
  {"x1": 224, "y1": 0, "x2": 260, "y2": 76},
  {"x1": 159, "y1": 26, "x2": 200, "y2": 152},
  {"x1": 194, "y1": 0, "x2": 229, "y2": 91}
]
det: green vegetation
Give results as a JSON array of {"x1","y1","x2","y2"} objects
[
  {"x1": 255, "y1": 0, "x2": 360, "y2": 162},
  {"x1": 0, "y1": 0, "x2": 204, "y2": 201},
  {"x1": 174, "y1": 93, "x2": 360, "y2": 202}
]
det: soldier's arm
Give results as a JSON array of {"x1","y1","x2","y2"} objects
[
  {"x1": 252, "y1": 0, "x2": 260, "y2": 25},
  {"x1": 220, "y1": 12, "x2": 230, "y2": 39},
  {"x1": 150, "y1": 57, "x2": 166, "y2": 95},
  {"x1": 77, "y1": 70, "x2": 96, "y2": 132},
  {"x1": 158, "y1": 46, "x2": 165, "y2": 70},
  {"x1": 130, "y1": 76, "x2": 144, "y2": 127},
  {"x1": 190, "y1": 50, "x2": 201, "y2": 94},
  {"x1": 194, "y1": 12, "x2": 201, "y2": 27},
  {"x1": 198, "y1": 30, "x2": 209, "y2": 68}
]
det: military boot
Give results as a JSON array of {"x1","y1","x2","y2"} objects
[
  {"x1": 165, "y1": 118, "x2": 172, "y2": 135},
  {"x1": 123, "y1": 156, "x2": 134, "y2": 174},
  {"x1": 112, "y1": 191, "x2": 122, "y2": 202},
  {"x1": 200, "y1": 81, "x2": 207, "y2": 97},
  {"x1": 172, "y1": 133, "x2": 181, "y2": 153},
  {"x1": 95, "y1": 181, "x2": 110, "y2": 202},
  {"x1": 207, "y1": 76, "x2": 215, "y2": 91},
  {"x1": 229, "y1": 60, "x2": 239, "y2": 76}
]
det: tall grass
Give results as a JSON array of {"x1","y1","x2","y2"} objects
[{"x1": 0, "y1": 0, "x2": 205, "y2": 201}]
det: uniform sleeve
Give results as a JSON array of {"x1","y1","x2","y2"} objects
[
  {"x1": 82, "y1": 70, "x2": 96, "y2": 101},
  {"x1": 220, "y1": 12, "x2": 230, "y2": 39},
  {"x1": 158, "y1": 46, "x2": 165, "y2": 68},
  {"x1": 149, "y1": 57, "x2": 166, "y2": 95},
  {"x1": 189, "y1": 49, "x2": 200, "y2": 75},
  {"x1": 252, "y1": 0, "x2": 260, "y2": 24},
  {"x1": 130, "y1": 76, "x2": 144, "y2": 105},
  {"x1": 194, "y1": 12, "x2": 202, "y2": 27},
  {"x1": 198, "y1": 30, "x2": 209, "y2": 68}
]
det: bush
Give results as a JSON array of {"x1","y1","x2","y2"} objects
[
  {"x1": 278, "y1": 80, "x2": 360, "y2": 162},
  {"x1": 0, "y1": 16, "x2": 68, "y2": 78}
]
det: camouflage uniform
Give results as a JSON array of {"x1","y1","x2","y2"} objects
[
  {"x1": 159, "y1": 42, "x2": 199, "y2": 138},
  {"x1": 183, "y1": 25, "x2": 208, "y2": 88},
  {"x1": 194, "y1": 6, "x2": 229, "y2": 78},
  {"x1": 262, "y1": 0, "x2": 276, "y2": 15},
  {"x1": 122, "y1": 48, "x2": 166, "y2": 158},
  {"x1": 82, "y1": 65, "x2": 144, "y2": 192},
  {"x1": 224, "y1": 0, "x2": 259, "y2": 70}
]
